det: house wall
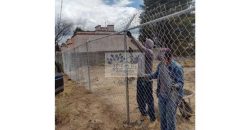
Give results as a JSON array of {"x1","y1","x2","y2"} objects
[
  {"x1": 62, "y1": 31, "x2": 142, "y2": 65},
  {"x1": 72, "y1": 33, "x2": 138, "y2": 52}
]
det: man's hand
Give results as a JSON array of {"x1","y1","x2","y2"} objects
[
  {"x1": 141, "y1": 73, "x2": 150, "y2": 81},
  {"x1": 173, "y1": 84, "x2": 180, "y2": 90},
  {"x1": 127, "y1": 31, "x2": 132, "y2": 38},
  {"x1": 156, "y1": 88, "x2": 160, "y2": 98},
  {"x1": 128, "y1": 47, "x2": 133, "y2": 53},
  {"x1": 143, "y1": 76, "x2": 150, "y2": 81}
]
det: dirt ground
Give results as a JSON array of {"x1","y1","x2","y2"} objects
[
  {"x1": 56, "y1": 60, "x2": 195, "y2": 130},
  {"x1": 56, "y1": 76, "x2": 124, "y2": 130}
]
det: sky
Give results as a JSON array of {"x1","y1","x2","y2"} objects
[{"x1": 55, "y1": 0, "x2": 144, "y2": 43}]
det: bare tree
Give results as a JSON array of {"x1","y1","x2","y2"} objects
[{"x1": 55, "y1": 19, "x2": 73, "y2": 45}]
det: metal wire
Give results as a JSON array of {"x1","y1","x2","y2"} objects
[{"x1": 61, "y1": 2, "x2": 195, "y2": 129}]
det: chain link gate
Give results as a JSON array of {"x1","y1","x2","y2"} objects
[{"x1": 62, "y1": 1, "x2": 195, "y2": 129}]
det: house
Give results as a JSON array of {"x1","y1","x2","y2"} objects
[
  {"x1": 62, "y1": 25, "x2": 138, "y2": 65},
  {"x1": 62, "y1": 25, "x2": 137, "y2": 52}
]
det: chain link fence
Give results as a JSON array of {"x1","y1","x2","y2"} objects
[{"x1": 62, "y1": 1, "x2": 195, "y2": 129}]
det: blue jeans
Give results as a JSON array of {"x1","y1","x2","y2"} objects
[
  {"x1": 136, "y1": 78, "x2": 156, "y2": 121},
  {"x1": 158, "y1": 92, "x2": 180, "y2": 130}
]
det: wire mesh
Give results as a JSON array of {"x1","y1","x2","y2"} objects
[
  {"x1": 61, "y1": 1, "x2": 195, "y2": 130},
  {"x1": 126, "y1": 2, "x2": 195, "y2": 130}
]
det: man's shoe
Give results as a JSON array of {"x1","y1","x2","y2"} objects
[
  {"x1": 140, "y1": 115, "x2": 148, "y2": 121},
  {"x1": 148, "y1": 120, "x2": 157, "y2": 128}
]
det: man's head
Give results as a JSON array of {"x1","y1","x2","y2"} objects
[
  {"x1": 157, "y1": 48, "x2": 172, "y2": 64},
  {"x1": 144, "y1": 38, "x2": 154, "y2": 49}
]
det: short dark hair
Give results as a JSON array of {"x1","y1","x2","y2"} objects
[{"x1": 164, "y1": 50, "x2": 172, "y2": 59}]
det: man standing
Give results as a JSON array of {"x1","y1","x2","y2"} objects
[
  {"x1": 146, "y1": 48, "x2": 184, "y2": 130},
  {"x1": 126, "y1": 31, "x2": 156, "y2": 124}
]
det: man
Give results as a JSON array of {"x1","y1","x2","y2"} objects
[
  {"x1": 146, "y1": 48, "x2": 184, "y2": 130},
  {"x1": 126, "y1": 31, "x2": 156, "y2": 124}
]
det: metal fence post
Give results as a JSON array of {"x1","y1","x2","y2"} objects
[
  {"x1": 123, "y1": 14, "x2": 137, "y2": 125},
  {"x1": 74, "y1": 48, "x2": 77, "y2": 81},
  {"x1": 76, "y1": 47, "x2": 80, "y2": 84},
  {"x1": 124, "y1": 32, "x2": 130, "y2": 124},
  {"x1": 86, "y1": 41, "x2": 91, "y2": 91},
  {"x1": 69, "y1": 50, "x2": 72, "y2": 79}
]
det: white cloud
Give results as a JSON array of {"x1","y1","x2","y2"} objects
[
  {"x1": 56, "y1": 0, "x2": 139, "y2": 30},
  {"x1": 55, "y1": 0, "x2": 141, "y2": 43},
  {"x1": 112, "y1": 0, "x2": 133, "y2": 7}
]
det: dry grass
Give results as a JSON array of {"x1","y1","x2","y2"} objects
[
  {"x1": 56, "y1": 76, "x2": 127, "y2": 130},
  {"x1": 56, "y1": 59, "x2": 195, "y2": 130}
]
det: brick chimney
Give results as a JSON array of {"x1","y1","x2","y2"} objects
[{"x1": 107, "y1": 25, "x2": 114, "y2": 32}]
